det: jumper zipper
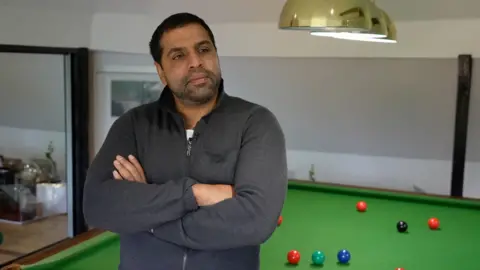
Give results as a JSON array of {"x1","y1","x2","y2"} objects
[
  {"x1": 186, "y1": 138, "x2": 193, "y2": 156},
  {"x1": 183, "y1": 131, "x2": 195, "y2": 270},
  {"x1": 182, "y1": 252, "x2": 188, "y2": 270}
]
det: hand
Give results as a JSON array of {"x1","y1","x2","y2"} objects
[
  {"x1": 192, "y1": 184, "x2": 235, "y2": 206},
  {"x1": 113, "y1": 155, "x2": 146, "y2": 183}
]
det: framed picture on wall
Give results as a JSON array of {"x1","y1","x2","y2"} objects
[{"x1": 110, "y1": 80, "x2": 163, "y2": 117}]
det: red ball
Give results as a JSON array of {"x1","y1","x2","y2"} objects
[
  {"x1": 428, "y1": 217, "x2": 439, "y2": 230},
  {"x1": 277, "y1": 216, "x2": 283, "y2": 226},
  {"x1": 287, "y1": 250, "x2": 300, "y2": 264},
  {"x1": 395, "y1": 268, "x2": 405, "y2": 270},
  {"x1": 356, "y1": 201, "x2": 367, "y2": 212}
]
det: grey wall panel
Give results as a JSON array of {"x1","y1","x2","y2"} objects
[
  {"x1": 93, "y1": 51, "x2": 480, "y2": 161},
  {"x1": 220, "y1": 57, "x2": 458, "y2": 161}
]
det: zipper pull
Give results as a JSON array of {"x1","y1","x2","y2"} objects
[{"x1": 186, "y1": 139, "x2": 192, "y2": 156}]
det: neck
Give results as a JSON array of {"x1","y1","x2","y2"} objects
[{"x1": 175, "y1": 97, "x2": 217, "y2": 129}]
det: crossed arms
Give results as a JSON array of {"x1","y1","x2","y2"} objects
[{"x1": 83, "y1": 107, "x2": 288, "y2": 250}]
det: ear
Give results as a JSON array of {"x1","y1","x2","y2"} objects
[{"x1": 154, "y1": 61, "x2": 167, "y2": 85}]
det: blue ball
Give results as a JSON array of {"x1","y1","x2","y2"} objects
[{"x1": 337, "y1": 249, "x2": 350, "y2": 263}]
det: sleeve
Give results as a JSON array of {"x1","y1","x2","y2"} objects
[
  {"x1": 151, "y1": 107, "x2": 288, "y2": 250},
  {"x1": 83, "y1": 112, "x2": 199, "y2": 234}
]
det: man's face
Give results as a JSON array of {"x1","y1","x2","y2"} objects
[{"x1": 155, "y1": 23, "x2": 221, "y2": 105}]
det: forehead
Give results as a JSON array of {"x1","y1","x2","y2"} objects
[{"x1": 160, "y1": 23, "x2": 212, "y2": 50}]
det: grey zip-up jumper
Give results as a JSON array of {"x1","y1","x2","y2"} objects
[{"x1": 83, "y1": 80, "x2": 288, "y2": 270}]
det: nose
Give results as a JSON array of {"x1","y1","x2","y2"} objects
[{"x1": 188, "y1": 52, "x2": 203, "y2": 69}]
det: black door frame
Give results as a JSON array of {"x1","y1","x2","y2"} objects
[
  {"x1": 0, "y1": 44, "x2": 90, "y2": 236},
  {"x1": 450, "y1": 54, "x2": 473, "y2": 197}
]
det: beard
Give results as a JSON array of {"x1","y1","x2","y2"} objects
[{"x1": 169, "y1": 68, "x2": 221, "y2": 106}]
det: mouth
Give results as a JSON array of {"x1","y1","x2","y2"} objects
[{"x1": 188, "y1": 74, "x2": 209, "y2": 85}]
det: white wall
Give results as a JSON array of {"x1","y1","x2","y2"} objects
[
  {"x1": 90, "y1": 13, "x2": 480, "y2": 58},
  {"x1": 2, "y1": 8, "x2": 479, "y2": 197},
  {"x1": 1, "y1": 9, "x2": 477, "y2": 60},
  {"x1": 0, "y1": 7, "x2": 91, "y2": 48}
]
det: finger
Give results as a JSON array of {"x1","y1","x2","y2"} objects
[
  {"x1": 113, "y1": 160, "x2": 132, "y2": 180},
  {"x1": 113, "y1": 159, "x2": 135, "y2": 181},
  {"x1": 116, "y1": 155, "x2": 142, "y2": 182},
  {"x1": 128, "y1": 155, "x2": 146, "y2": 182},
  {"x1": 113, "y1": 170, "x2": 122, "y2": 180}
]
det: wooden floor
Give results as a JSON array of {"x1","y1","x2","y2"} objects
[{"x1": 0, "y1": 214, "x2": 68, "y2": 265}]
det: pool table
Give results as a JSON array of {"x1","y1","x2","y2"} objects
[{"x1": 2, "y1": 180, "x2": 480, "y2": 270}]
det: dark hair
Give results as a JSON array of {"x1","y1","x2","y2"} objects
[{"x1": 149, "y1": 12, "x2": 216, "y2": 65}]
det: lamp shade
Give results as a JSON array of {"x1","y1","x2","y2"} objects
[
  {"x1": 278, "y1": 0, "x2": 378, "y2": 33},
  {"x1": 380, "y1": 10, "x2": 397, "y2": 42},
  {"x1": 333, "y1": 8, "x2": 397, "y2": 43}
]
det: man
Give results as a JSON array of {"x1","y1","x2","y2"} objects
[{"x1": 83, "y1": 12, "x2": 288, "y2": 270}]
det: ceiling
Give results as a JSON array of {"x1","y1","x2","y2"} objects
[{"x1": 1, "y1": 0, "x2": 480, "y2": 23}]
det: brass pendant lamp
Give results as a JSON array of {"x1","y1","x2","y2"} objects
[
  {"x1": 278, "y1": 0, "x2": 397, "y2": 43},
  {"x1": 332, "y1": 8, "x2": 397, "y2": 43}
]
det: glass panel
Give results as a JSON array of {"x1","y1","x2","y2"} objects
[
  {"x1": 111, "y1": 80, "x2": 162, "y2": 117},
  {"x1": 0, "y1": 52, "x2": 70, "y2": 264}
]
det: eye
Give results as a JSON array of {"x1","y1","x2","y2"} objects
[
  {"x1": 172, "y1": 53, "x2": 184, "y2": 60},
  {"x1": 199, "y1": 46, "x2": 210, "y2": 53}
]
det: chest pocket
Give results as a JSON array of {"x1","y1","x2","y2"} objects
[{"x1": 190, "y1": 140, "x2": 239, "y2": 185}]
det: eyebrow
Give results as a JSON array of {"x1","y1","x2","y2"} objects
[
  {"x1": 166, "y1": 40, "x2": 213, "y2": 56},
  {"x1": 195, "y1": 40, "x2": 212, "y2": 48}
]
